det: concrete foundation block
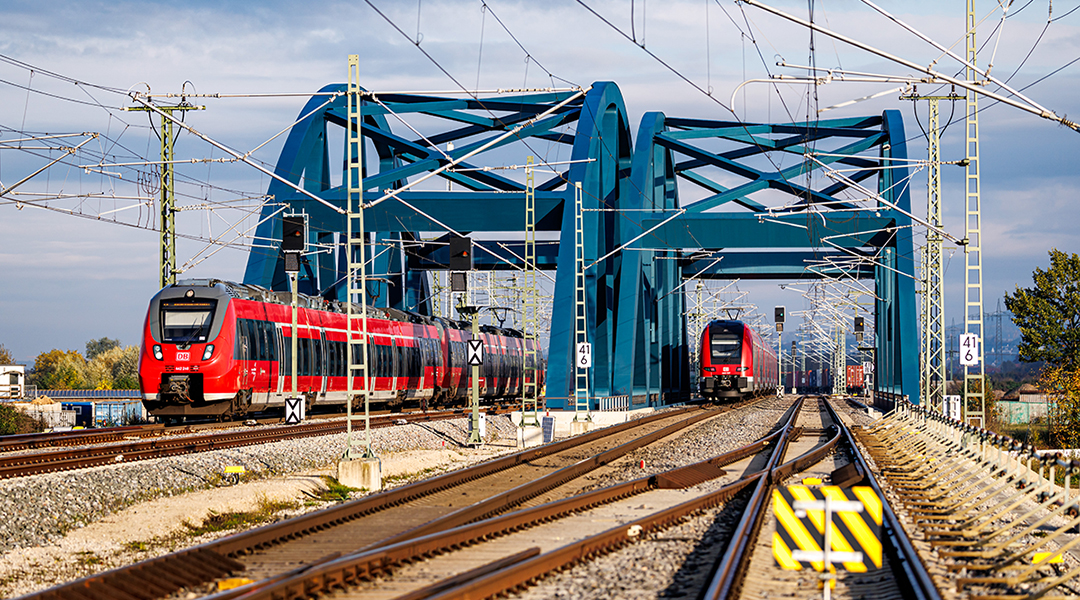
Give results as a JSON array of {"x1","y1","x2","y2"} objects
[
  {"x1": 517, "y1": 425, "x2": 544, "y2": 448},
  {"x1": 337, "y1": 457, "x2": 382, "y2": 492},
  {"x1": 570, "y1": 420, "x2": 594, "y2": 436}
]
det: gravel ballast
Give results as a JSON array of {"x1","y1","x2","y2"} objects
[{"x1": 0, "y1": 415, "x2": 519, "y2": 554}]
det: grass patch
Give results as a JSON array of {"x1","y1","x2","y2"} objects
[
  {"x1": 74, "y1": 551, "x2": 103, "y2": 566},
  {"x1": 123, "y1": 540, "x2": 149, "y2": 552},
  {"x1": 305, "y1": 476, "x2": 360, "y2": 502},
  {"x1": 183, "y1": 495, "x2": 299, "y2": 536}
]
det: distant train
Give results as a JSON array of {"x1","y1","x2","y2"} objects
[
  {"x1": 139, "y1": 279, "x2": 543, "y2": 421},
  {"x1": 698, "y1": 320, "x2": 778, "y2": 399}
]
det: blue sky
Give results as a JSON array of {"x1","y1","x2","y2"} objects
[{"x1": 1, "y1": 0, "x2": 1078, "y2": 364}]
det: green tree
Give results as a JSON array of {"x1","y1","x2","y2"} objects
[
  {"x1": 111, "y1": 346, "x2": 140, "y2": 389},
  {"x1": 0, "y1": 344, "x2": 13, "y2": 365},
  {"x1": 1005, "y1": 249, "x2": 1080, "y2": 370},
  {"x1": 86, "y1": 337, "x2": 122, "y2": 360}
]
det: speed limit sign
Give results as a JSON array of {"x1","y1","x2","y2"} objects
[
  {"x1": 959, "y1": 333, "x2": 980, "y2": 366},
  {"x1": 576, "y1": 342, "x2": 592, "y2": 368}
]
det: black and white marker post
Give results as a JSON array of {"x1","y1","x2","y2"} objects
[
  {"x1": 450, "y1": 236, "x2": 484, "y2": 446},
  {"x1": 282, "y1": 214, "x2": 305, "y2": 425}
]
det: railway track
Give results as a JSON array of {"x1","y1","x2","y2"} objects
[
  {"x1": 0, "y1": 407, "x2": 511, "y2": 479},
  {"x1": 857, "y1": 402, "x2": 1080, "y2": 599},
  {"x1": 167, "y1": 396, "x2": 933, "y2": 600},
  {"x1": 23, "y1": 401, "x2": 755, "y2": 600}
]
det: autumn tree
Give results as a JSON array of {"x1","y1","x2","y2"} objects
[
  {"x1": 0, "y1": 344, "x2": 13, "y2": 365},
  {"x1": 30, "y1": 349, "x2": 87, "y2": 390},
  {"x1": 1005, "y1": 249, "x2": 1080, "y2": 447},
  {"x1": 1004, "y1": 249, "x2": 1080, "y2": 371}
]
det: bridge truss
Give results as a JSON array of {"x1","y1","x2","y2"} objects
[{"x1": 243, "y1": 81, "x2": 920, "y2": 409}]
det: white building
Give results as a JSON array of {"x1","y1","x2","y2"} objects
[{"x1": 0, "y1": 365, "x2": 26, "y2": 400}]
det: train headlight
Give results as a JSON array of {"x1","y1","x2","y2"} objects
[
  {"x1": 202, "y1": 344, "x2": 215, "y2": 361},
  {"x1": 153, "y1": 344, "x2": 163, "y2": 360}
]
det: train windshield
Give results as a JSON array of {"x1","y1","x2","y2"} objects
[
  {"x1": 710, "y1": 325, "x2": 742, "y2": 362},
  {"x1": 160, "y1": 299, "x2": 218, "y2": 343}
]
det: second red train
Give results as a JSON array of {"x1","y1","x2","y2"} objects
[{"x1": 698, "y1": 319, "x2": 778, "y2": 400}]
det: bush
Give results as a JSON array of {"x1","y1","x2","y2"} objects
[{"x1": 0, "y1": 404, "x2": 46, "y2": 435}]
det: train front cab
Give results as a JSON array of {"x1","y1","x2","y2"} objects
[
  {"x1": 699, "y1": 321, "x2": 755, "y2": 399},
  {"x1": 140, "y1": 284, "x2": 238, "y2": 418}
]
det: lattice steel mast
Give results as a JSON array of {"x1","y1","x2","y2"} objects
[
  {"x1": 964, "y1": 1, "x2": 987, "y2": 426},
  {"x1": 128, "y1": 101, "x2": 202, "y2": 289},
  {"x1": 346, "y1": 54, "x2": 374, "y2": 459},
  {"x1": 902, "y1": 88, "x2": 957, "y2": 414},
  {"x1": 520, "y1": 157, "x2": 540, "y2": 427},
  {"x1": 573, "y1": 182, "x2": 590, "y2": 420}
]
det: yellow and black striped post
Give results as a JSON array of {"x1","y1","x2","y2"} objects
[{"x1": 772, "y1": 485, "x2": 883, "y2": 572}]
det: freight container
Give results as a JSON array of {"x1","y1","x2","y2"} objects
[{"x1": 61, "y1": 402, "x2": 95, "y2": 428}]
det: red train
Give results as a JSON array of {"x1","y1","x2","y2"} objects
[
  {"x1": 698, "y1": 320, "x2": 778, "y2": 399},
  {"x1": 139, "y1": 279, "x2": 543, "y2": 420}
]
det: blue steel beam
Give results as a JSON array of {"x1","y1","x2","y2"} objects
[
  {"x1": 681, "y1": 251, "x2": 876, "y2": 279},
  {"x1": 406, "y1": 240, "x2": 560, "y2": 270},
  {"x1": 635, "y1": 212, "x2": 897, "y2": 249},
  {"x1": 278, "y1": 190, "x2": 565, "y2": 233},
  {"x1": 244, "y1": 85, "x2": 586, "y2": 313}
]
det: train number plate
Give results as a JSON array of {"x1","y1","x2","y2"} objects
[{"x1": 176, "y1": 351, "x2": 190, "y2": 361}]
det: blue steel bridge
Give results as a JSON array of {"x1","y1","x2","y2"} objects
[{"x1": 241, "y1": 82, "x2": 917, "y2": 410}]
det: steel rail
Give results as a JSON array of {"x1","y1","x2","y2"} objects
[
  {"x1": 0, "y1": 407, "x2": 517, "y2": 479},
  {"x1": 186, "y1": 413, "x2": 794, "y2": 600},
  {"x1": 402, "y1": 399, "x2": 820, "y2": 600},
  {"x1": 702, "y1": 397, "x2": 807, "y2": 599},
  {"x1": 23, "y1": 405, "x2": 715, "y2": 600},
  {"x1": 706, "y1": 397, "x2": 942, "y2": 600},
  {"x1": 845, "y1": 408, "x2": 956, "y2": 600},
  {"x1": 0, "y1": 425, "x2": 163, "y2": 453}
]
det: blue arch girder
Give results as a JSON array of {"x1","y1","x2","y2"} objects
[
  {"x1": 610, "y1": 111, "x2": 919, "y2": 406},
  {"x1": 246, "y1": 81, "x2": 920, "y2": 409},
  {"x1": 243, "y1": 85, "x2": 587, "y2": 312}
]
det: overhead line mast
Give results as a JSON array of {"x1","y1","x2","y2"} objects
[
  {"x1": 127, "y1": 101, "x2": 204, "y2": 289},
  {"x1": 901, "y1": 88, "x2": 960, "y2": 415},
  {"x1": 345, "y1": 54, "x2": 377, "y2": 469},
  {"x1": 964, "y1": 0, "x2": 987, "y2": 427}
]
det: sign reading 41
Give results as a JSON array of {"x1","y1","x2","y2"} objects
[
  {"x1": 576, "y1": 342, "x2": 592, "y2": 369},
  {"x1": 959, "y1": 333, "x2": 980, "y2": 367}
]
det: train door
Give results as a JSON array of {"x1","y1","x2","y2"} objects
[
  {"x1": 238, "y1": 318, "x2": 251, "y2": 391},
  {"x1": 275, "y1": 324, "x2": 285, "y2": 396},
  {"x1": 251, "y1": 319, "x2": 271, "y2": 406},
  {"x1": 319, "y1": 329, "x2": 328, "y2": 395}
]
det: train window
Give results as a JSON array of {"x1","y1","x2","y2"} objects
[
  {"x1": 315, "y1": 336, "x2": 324, "y2": 377},
  {"x1": 258, "y1": 321, "x2": 269, "y2": 362},
  {"x1": 302, "y1": 338, "x2": 311, "y2": 376},
  {"x1": 710, "y1": 326, "x2": 742, "y2": 362},
  {"x1": 329, "y1": 340, "x2": 337, "y2": 377},
  {"x1": 160, "y1": 299, "x2": 218, "y2": 343},
  {"x1": 297, "y1": 338, "x2": 305, "y2": 376}
]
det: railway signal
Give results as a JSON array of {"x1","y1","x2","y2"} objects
[
  {"x1": 282, "y1": 215, "x2": 305, "y2": 252},
  {"x1": 449, "y1": 235, "x2": 473, "y2": 271},
  {"x1": 775, "y1": 306, "x2": 785, "y2": 333},
  {"x1": 282, "y1": 213, "x2": 307, "y2": 411}
]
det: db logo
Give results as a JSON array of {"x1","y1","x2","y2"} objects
[{"x1": 176, "y1": 352, "x2": 191, "y2": 362}]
